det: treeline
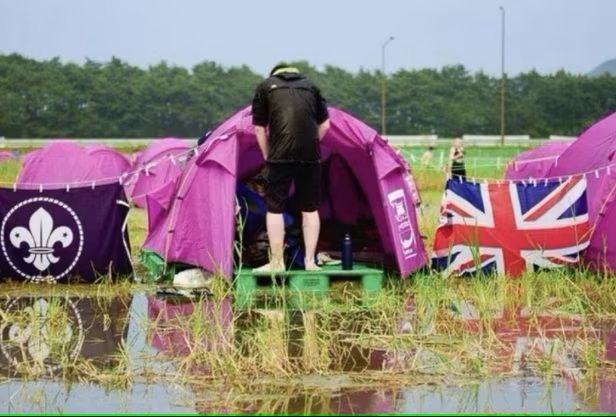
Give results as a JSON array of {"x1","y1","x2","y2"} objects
[{"x1": 0, "y1": 53, "x2": 615, "y2": 139}]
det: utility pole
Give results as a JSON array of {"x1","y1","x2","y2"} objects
[
  {"x1": 499, "y1": 6, "x2": 506, "y2": 147},
  {"x1": 381, "y1": 36, "x2": 394, "y2": 136}
]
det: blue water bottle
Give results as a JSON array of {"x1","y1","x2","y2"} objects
[{"x1": 342, "y1": 234, "x2": 353, "y2": 270}]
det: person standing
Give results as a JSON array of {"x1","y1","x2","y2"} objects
[
  {"x1": 251, "y1": 63, "x2": 330, "y2": 272},
  {"x1": 449, "y1": 137, "x2": 466, "y2": 180}
]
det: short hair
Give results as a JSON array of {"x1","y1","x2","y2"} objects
[{"x1": 270, "y1": 62, "x2": 290, "y2": 76}]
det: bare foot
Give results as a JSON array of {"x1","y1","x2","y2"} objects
[{"x1": 305, "y1": 262, "x2": 321, "y2": 272}]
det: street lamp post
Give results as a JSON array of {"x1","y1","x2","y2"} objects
[
  {"x1": 499, "y1": 6, "x2": 506, "y2": 147},
  {"x1": 381, "y1": 36, "x2": 394, "y2": 136}
]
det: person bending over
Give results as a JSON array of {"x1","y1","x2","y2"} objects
[{"x1": 251, "y1": 63, "x2": 330, "y2": 272}]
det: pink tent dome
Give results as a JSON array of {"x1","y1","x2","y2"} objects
[
  {"x1": 126, "y1": 138, "x2": 191, "y2": 208},
  {"x1": 17, "y1": 140, "x2": 131, "y2": 187},
  {"x1": 544, "y1": 111, "x2": 616, "y2": 271},
  {"x1": 504, "y1": 141, "x2": 571, "y2": 180}
]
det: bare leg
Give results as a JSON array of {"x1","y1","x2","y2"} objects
[
  {"x1": 302, "y1": 211, "x2": 321, "y2": 271},
  {"x1": 254, "y1": 212, "x2": 286, "y2": 272}
]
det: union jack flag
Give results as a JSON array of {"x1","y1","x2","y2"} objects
[{"x1": 432, "y1": 177, "x2": 591, "y2": 277}]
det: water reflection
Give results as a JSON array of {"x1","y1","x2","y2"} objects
[
  {"x1": 0, "y1": 293, "x2": 131, "y2": 378},
  {"x1": 147, "y1": 293, "x2": 389, "y2": 375},
  {"x1": 0, "y1": 292, "x2": 197, "y2": 414},
  {"x1": 189, "y1": 378, "x2": 592, "y2": 414},
  {"x1": 0, "y1": 288, "x2": 613, "y2": 414},
  {"x1": 193, "y1": 387, "x2": 403, "y2": 414},
  {"x1": 566, "y1": 324, "x2": 616, "y2": 414},
  {"x1": 601, "y1": 330, "x2": 616, "y2": 413},
  {"x1": 147, "y1": 292, "x2": 232, "y2": 357},
  {"x1": 146, "y1": 292, "x2": 616, "y2": 414}
]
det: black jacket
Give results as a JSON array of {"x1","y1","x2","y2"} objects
[{"x1": 252, "y1": 70, "x2": 329, "y2": 163}]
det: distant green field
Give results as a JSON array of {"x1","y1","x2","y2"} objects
[
  {"x1": 400, "y1": 145, "x2": 524, "y2": 191},
  {"x1": 401, "y1": 144, "x2": 529, "y2": 166}
]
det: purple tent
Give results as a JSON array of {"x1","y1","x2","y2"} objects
[
  {"x1": 544, "y1": 111, "x2": 616, "y2": 271},
  {"x1": 141, "y1": 105, "x2": 428, "y2": 279},
  {"x1": 0, "y1": 150, "x2": 17, "y2": 163},
  {"x1": 126, "y1": 138, "x2": 190, "y2": 208},
  {"x1": 504, "y1": 141, "x2": 571, "y2": 180},
  {"x1": 17, "y1": 140, "x2": 131, "y2": 186},
  {"x1": 86, "y1": 145, "x2": 131, "y2": 177}
]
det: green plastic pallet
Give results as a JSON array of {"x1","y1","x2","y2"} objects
[
  {"x1": 139, "y1": 248, "x2": 177, "y2": 283},
  {"x1": 233, "y1": 263, "x2": 384, "y2": 309}
]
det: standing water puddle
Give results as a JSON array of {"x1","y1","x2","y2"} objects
[{"x1": 0, "y1": 289, "x2": 614, "y2": 414}]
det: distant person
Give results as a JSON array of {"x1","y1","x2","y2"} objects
[
  {"x1": 449, "y1": 137, "x2": 466, "y2": 180},
  {"x1": 251, "y1": 62, "x2": 330, "y2": 272},
  {"x1": 421, "y1": 145, "x2": 434, "y2": 167}
]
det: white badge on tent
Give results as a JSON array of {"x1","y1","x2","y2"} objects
[
  {"x1": 39, "y1": 184, "x2": 43, "y2": 193},
  {"x1": 544, "y1": 178, "x2": 548, "y2": 187},
  {"x1": 66, "y1": 183, "x2": 70, "y2": 192},
  {"x1": 91, "y1": 181, "x2": 96, "y2": 189},
  {"x1": 595, "y1": 170, "x2": 600, "y2": 179},
  {"x1": 532, "y1": 179, "x2": 537, "y2": 187},
  {"x1": 118, "y1": 176, "x2": 123, "y2": 185},
  {"x1": 12, "y1": 183, "x2": 16, "y2": 192}
]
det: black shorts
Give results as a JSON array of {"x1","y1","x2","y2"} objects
[
  {"x1": 264, "y1": 163, "x2": 321, "y2": 213},
  {"x1": 451, "y1": 162, "x2": 466, "y2": 180}
]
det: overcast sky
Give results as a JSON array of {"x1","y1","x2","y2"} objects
[{"x1": 1, "y1": 0, "x2": 614, "y2": 76}]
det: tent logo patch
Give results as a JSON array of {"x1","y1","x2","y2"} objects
[
  {"x1": 1, "y1": 197, "x2": 84, "y2": 282},
  {"x1": 387, "y1": 188, "x2": 416, "y2": 259}
]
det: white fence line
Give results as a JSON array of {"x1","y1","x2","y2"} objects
[
  {"x1": 549, "y1": 135, "x2": 577, "y2": 141},
  {"x1": 386, "y1": 135, "x2": 552, "y2": 147},
  {"x1": 461, "y1": 134, "x2": 530, "y2": 146}
]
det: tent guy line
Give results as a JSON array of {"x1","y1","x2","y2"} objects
[{"x1": 5, "y1": 144, "x2": 616, "y2": 190}]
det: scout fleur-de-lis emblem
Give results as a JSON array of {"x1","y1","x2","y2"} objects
[{"x1": 9, "y1": 207, "x2": 73, "y2": 272}]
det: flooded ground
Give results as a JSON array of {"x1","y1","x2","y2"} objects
[{"x1": 0, "y1": 288, "x2": 614, "y2": 414}]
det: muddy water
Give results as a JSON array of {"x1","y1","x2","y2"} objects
[{"x1": 0, "y1": 290, "x2": 613, "y2": 414}]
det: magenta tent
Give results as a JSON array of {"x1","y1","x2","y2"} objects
[
  {"x1": 141, "y1": 105, "x2": 428, "y2": 279},
  {"x1": 0, "y1": 150, "x2": 17, "y2": 163},
  {"x1": 543, "y1": 110, "x2": 616, "y2": 271},
  {"x1": 86, "y1": 145, "x2": 131, "y2": 177},
  {"x1": 126, "y1": 138, "x2": 190, "y2": 208},
  {"x1": 17, "y1": 140, "x2": 131, "y2": 186},
  {"x1": 504, "y1": 140, "x2": 571, "y2": 180}
]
